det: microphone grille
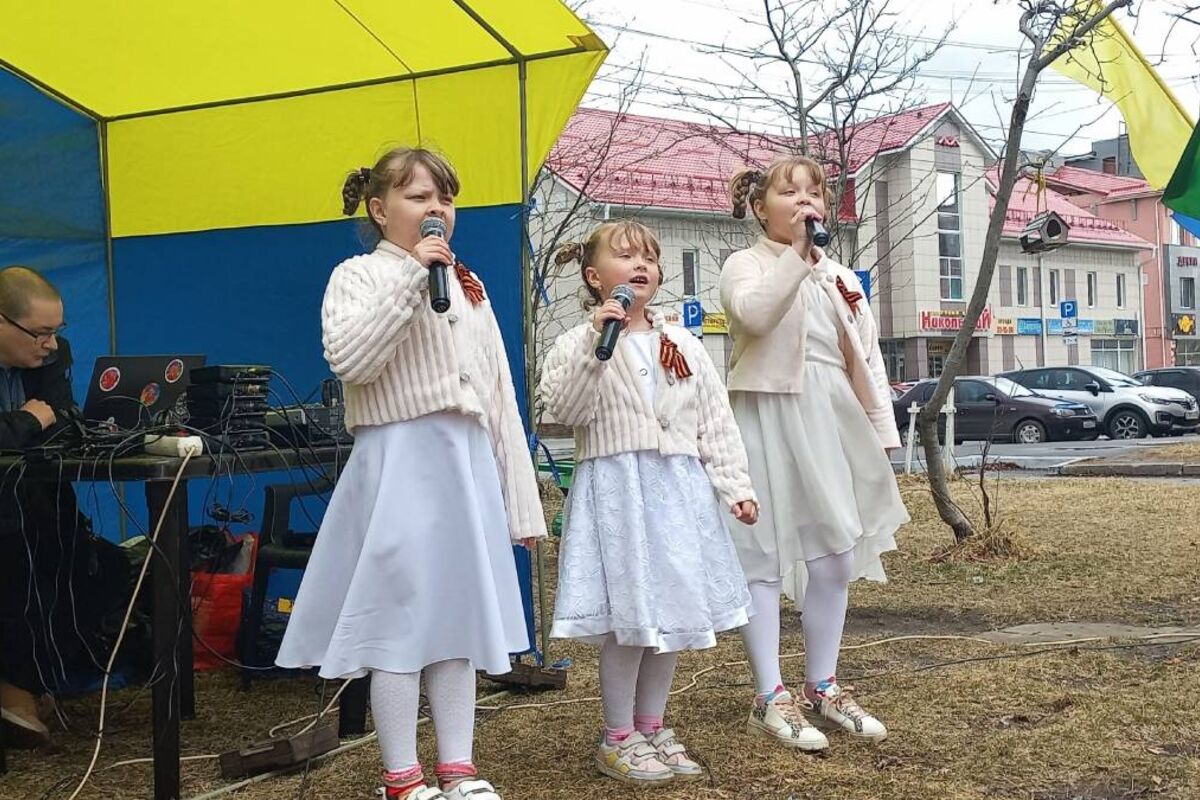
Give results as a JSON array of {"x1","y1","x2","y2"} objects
[
  {"x1": 611, "y1": 284, "x2": 636, "y2": 307},
  {"x1": 420, "y1": 217, "x2": 447, "y2": 239}
]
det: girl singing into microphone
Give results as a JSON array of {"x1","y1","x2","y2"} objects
[
  {"x1": 276, "y1": 147, "x2": 545, "y2": 800},
  {"x1": 722, "y1": 157, "x2": 909, "y2": 751},
  {"x1": 540, "y1": 221, "x2": 757, "y2": 786}
]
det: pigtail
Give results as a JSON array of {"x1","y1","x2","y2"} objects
[
  {"x1": 729, "y1": 169, "x2": 764, "y2": 219},
  {"x1": 341, "y1": 166, "x2": 373, "y2": 216},
  {"x1": 554, "y1": 241, "x2": 585, "y2": 266}
]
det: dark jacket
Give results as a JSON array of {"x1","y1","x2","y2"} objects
[
  {"x1": 0, "y1": 338, "x2": 81, "y2": 538},
  {"x1": 0, "y1": 337, "x2": 75, "y2": 450}
]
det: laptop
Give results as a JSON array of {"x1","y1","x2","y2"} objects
[{"x1": 83, "y1": 355, "x2": 206, "y2": 431}]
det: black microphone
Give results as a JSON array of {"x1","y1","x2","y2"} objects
[
  {"x1": 806, "y1": 217, "x2": 831, "y2": 247},
  {"x1": 420, "y1": 217, "x2": 451, "y2": 313},
  {"x1": 595, "y1": 284, "x2": 635, "y2": 361}
]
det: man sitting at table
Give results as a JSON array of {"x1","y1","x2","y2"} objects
[{"x1": 0, "y1": 265, "x2": 109, "y2": 747}]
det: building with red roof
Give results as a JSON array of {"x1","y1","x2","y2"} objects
[{"x1": 534, "y1": 103, "x2": 1157, "y2": 385}]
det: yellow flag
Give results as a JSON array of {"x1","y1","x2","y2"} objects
[{"x1": 1048, "y1": 1, "x2": 1195, "y2": 189}]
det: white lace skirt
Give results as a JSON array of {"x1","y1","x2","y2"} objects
[
  {"x1": 729, "y1": 363, "x2": 910, "y2": 603},
  {"x1": 551, "y1": 451, "x2": 752, "y2": 652}
]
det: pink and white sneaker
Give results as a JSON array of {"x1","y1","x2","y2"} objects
[
  {"x1": 746, "y1": 687, "x2": 829, "y2": 751},
  {"x1": 647, "y1": 727, "x2": 704, "y2": 780},
  {"x1": 806, "y1": 679, "x2": 887, "y2": 742},
  {"x1": 595, "y1": 731, "x2": 674, "y2": 785}
]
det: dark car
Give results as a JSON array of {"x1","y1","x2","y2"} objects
[
  {"x1": 1133, "y1": 366, "x2": 1200, "y2": 408},
  {"x1": 893, "y1": 376, "x2": 1099, "y2": 445}
]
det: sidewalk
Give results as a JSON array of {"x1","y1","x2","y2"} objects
[{"x1": 1056, "y1": 442, "x2": 1200, "y2": 477}]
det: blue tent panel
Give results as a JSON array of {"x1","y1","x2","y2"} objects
[
  {"x1": 0, "y1": 67, "x2": 108, "y2": 399},
  {"x1": 111, "y1": 205, "x2": 528, "y2": 414}
]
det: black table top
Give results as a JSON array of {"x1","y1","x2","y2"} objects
[{"x1": 0, "y1": 443, "x2": 351, "y2": 482}]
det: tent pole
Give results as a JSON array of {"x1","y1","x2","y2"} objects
[
  {"x1": 99, "y1": 121, "x2": 117, "y2": 355},
  {"x1": 99, "y1": 119, "x2": 129, "y2": 541},
  {"x1": 448, "y1": 0, "x2": 555, "y2": 668},
  {"x1": 516, "y1": 56, "x2": 553, "y2": 668}
]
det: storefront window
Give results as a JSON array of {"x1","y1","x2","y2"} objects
[
  {"x1": 1177, "y1": 340, "x2": 1200, "y2": 366},
  {"x1": 881, "y1": 340, "x2": 906, "y2": 382},
  {"x1": 1091, "y1": 338, "x2": 1137, "y2": 374}
]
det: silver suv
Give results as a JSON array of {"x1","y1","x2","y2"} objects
[{"x1": 1000, "y1": 366, "x2": 1200, "y2": 439}]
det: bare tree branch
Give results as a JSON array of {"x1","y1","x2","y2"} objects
[{"x1": 916, "y1": 0, "x2": 1132, "y2": 543}]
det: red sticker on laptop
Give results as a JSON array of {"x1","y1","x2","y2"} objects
[
  {"x1": 164, "y1": 359, "x2": 185, "y2": 384},
  {"x1": 99, "y1": 367, "x2": 121, "y2": 392},
  {"x1": 140, "y1": 382, "x2": 162, "y2": 406}
]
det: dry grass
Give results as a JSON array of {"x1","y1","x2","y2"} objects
[{"x1": 5, "y1": 477, "x2": 1199, "y2": 799}]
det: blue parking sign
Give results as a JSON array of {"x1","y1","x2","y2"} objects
[
  {"x1": 683, "y1": 298, "x2": 703, "y2": 329},
  {"x1": 1060, "y1": 300, "x2": 1078, "y2": 319}
]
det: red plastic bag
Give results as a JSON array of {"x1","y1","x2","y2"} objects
[{"x1": 191, "y1": 533, "x2": 257, "y2": 671}]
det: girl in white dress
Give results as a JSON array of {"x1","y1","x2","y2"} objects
[
  {"x1": 541, "y1": 221, "x2": 758, "y2": 786},
  {"x1": 275, "y1": 147, "x2": 545, "y2": 800},
  {"x1": 722, "y1": 156, "x2": 910, "y2": 751}
]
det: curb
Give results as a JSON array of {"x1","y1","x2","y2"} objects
[{"x1": 1057, "y1": 462, "x2": 1198, "y2": 477}]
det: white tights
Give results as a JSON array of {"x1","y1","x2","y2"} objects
[
  {"x1": 371, "y1": 658, "x2": 476, "y2": 772},
  {"x1": 598, "y1": 637, "x2": 679, "y2": 736},
  {"x1": 740, "y1": 549, "x2": 855, "y2": 693}
]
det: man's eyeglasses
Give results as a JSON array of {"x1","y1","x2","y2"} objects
[{"x1": 0, "y1": 314, "x2": 67, "y2": 344}]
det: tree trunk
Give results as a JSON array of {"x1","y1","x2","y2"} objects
[{"x1": 918, "y1": 63, "x2": 1040, "y2": 544}]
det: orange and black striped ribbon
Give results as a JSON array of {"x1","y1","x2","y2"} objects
[
  {"x1": 659, "y1": 333, "x2": 693, "y2": 380},
  {"x1": 836, "y1": 276, "x2": 863, "y2": 316},
  {"x1": 455, "y1": 262, "x2": 485, "y2": 305}
]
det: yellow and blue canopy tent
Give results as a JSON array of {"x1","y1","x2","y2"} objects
[
  {"x1": 0, "y1": 0, "x2": 604, "y2": 405},
  {"x1": 0, "y1": 0, "x2": 604, "y2": 650}
]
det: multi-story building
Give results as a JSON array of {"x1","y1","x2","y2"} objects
[
  {"x1": 535, "y1": 104, "x2": 1154, "y2": 388},
  {"x1": 1043, "y1": 165, "x2": 1198, "y2": 368},
  {"x1": 1165, "y1": 244, "x2": 1200, "y2": 365},
  {"x1": 988, "y1": 173, "x2": 1152, "y2": 376}
]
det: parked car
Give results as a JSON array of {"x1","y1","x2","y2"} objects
[
  {"x1": 1133, "y1": 366, "x2": 1200, "y2": 411},
  {"x1": 1000, "y1": 366, "x2": 1199, "y2": 439},
  {"x1": 892, "y1": 376, "x2": 1099, "y2": 445}
]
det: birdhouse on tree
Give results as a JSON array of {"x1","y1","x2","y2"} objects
[{"x1": 1019, "y1": 211, "x2": 1070, "y2": 254}]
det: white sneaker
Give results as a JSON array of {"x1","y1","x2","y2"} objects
[
  {"x1": 648, "y1": 727, "x2": 704, "y2": 780},
  {"x1": 595, "y1": 731, "x2": 675, "y2": 785},
  {"x1": 442, "y1": 779, "x2": 502, "y2": 800},
  {"x1": 746, "y1": 688, "x2": 829, "y2": 751},
  {"x1": 806, "y1": 680, "x2": 887, "y2": 742}
]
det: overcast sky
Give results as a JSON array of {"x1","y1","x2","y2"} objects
[{"x1": 577, "y1": 0, "x2": 1200, "y2": 159}]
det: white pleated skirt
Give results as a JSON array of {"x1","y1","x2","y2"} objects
[
  {"x1": 729, "y1": 363, "x2": 910, "y2": 602},
  {"x1": 275, "y1": 412, "x2": 529, "y2": 679}
]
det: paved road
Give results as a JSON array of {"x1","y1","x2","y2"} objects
[
  {"x1": 894, "y1": 434, "x2": 1197, "y2": 472},
  {"x1": 540, "y1": 434, "x2": 1198, "y2": 475}
]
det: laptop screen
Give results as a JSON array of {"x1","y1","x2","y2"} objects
[{"x1": 83, "y1": 355, "x2": 206, "y2": 430}]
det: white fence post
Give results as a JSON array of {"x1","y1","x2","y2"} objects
[
  {"x1": 942, "y1": 400, "x2": 957, "y2": 473},
  {"x1": 904, "y1": 402, "x2": 919, "y2": 475}
]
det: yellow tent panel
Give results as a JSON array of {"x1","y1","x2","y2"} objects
[{"x1": 1, "y1": 0, "x2": 606, "y2": 235}]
